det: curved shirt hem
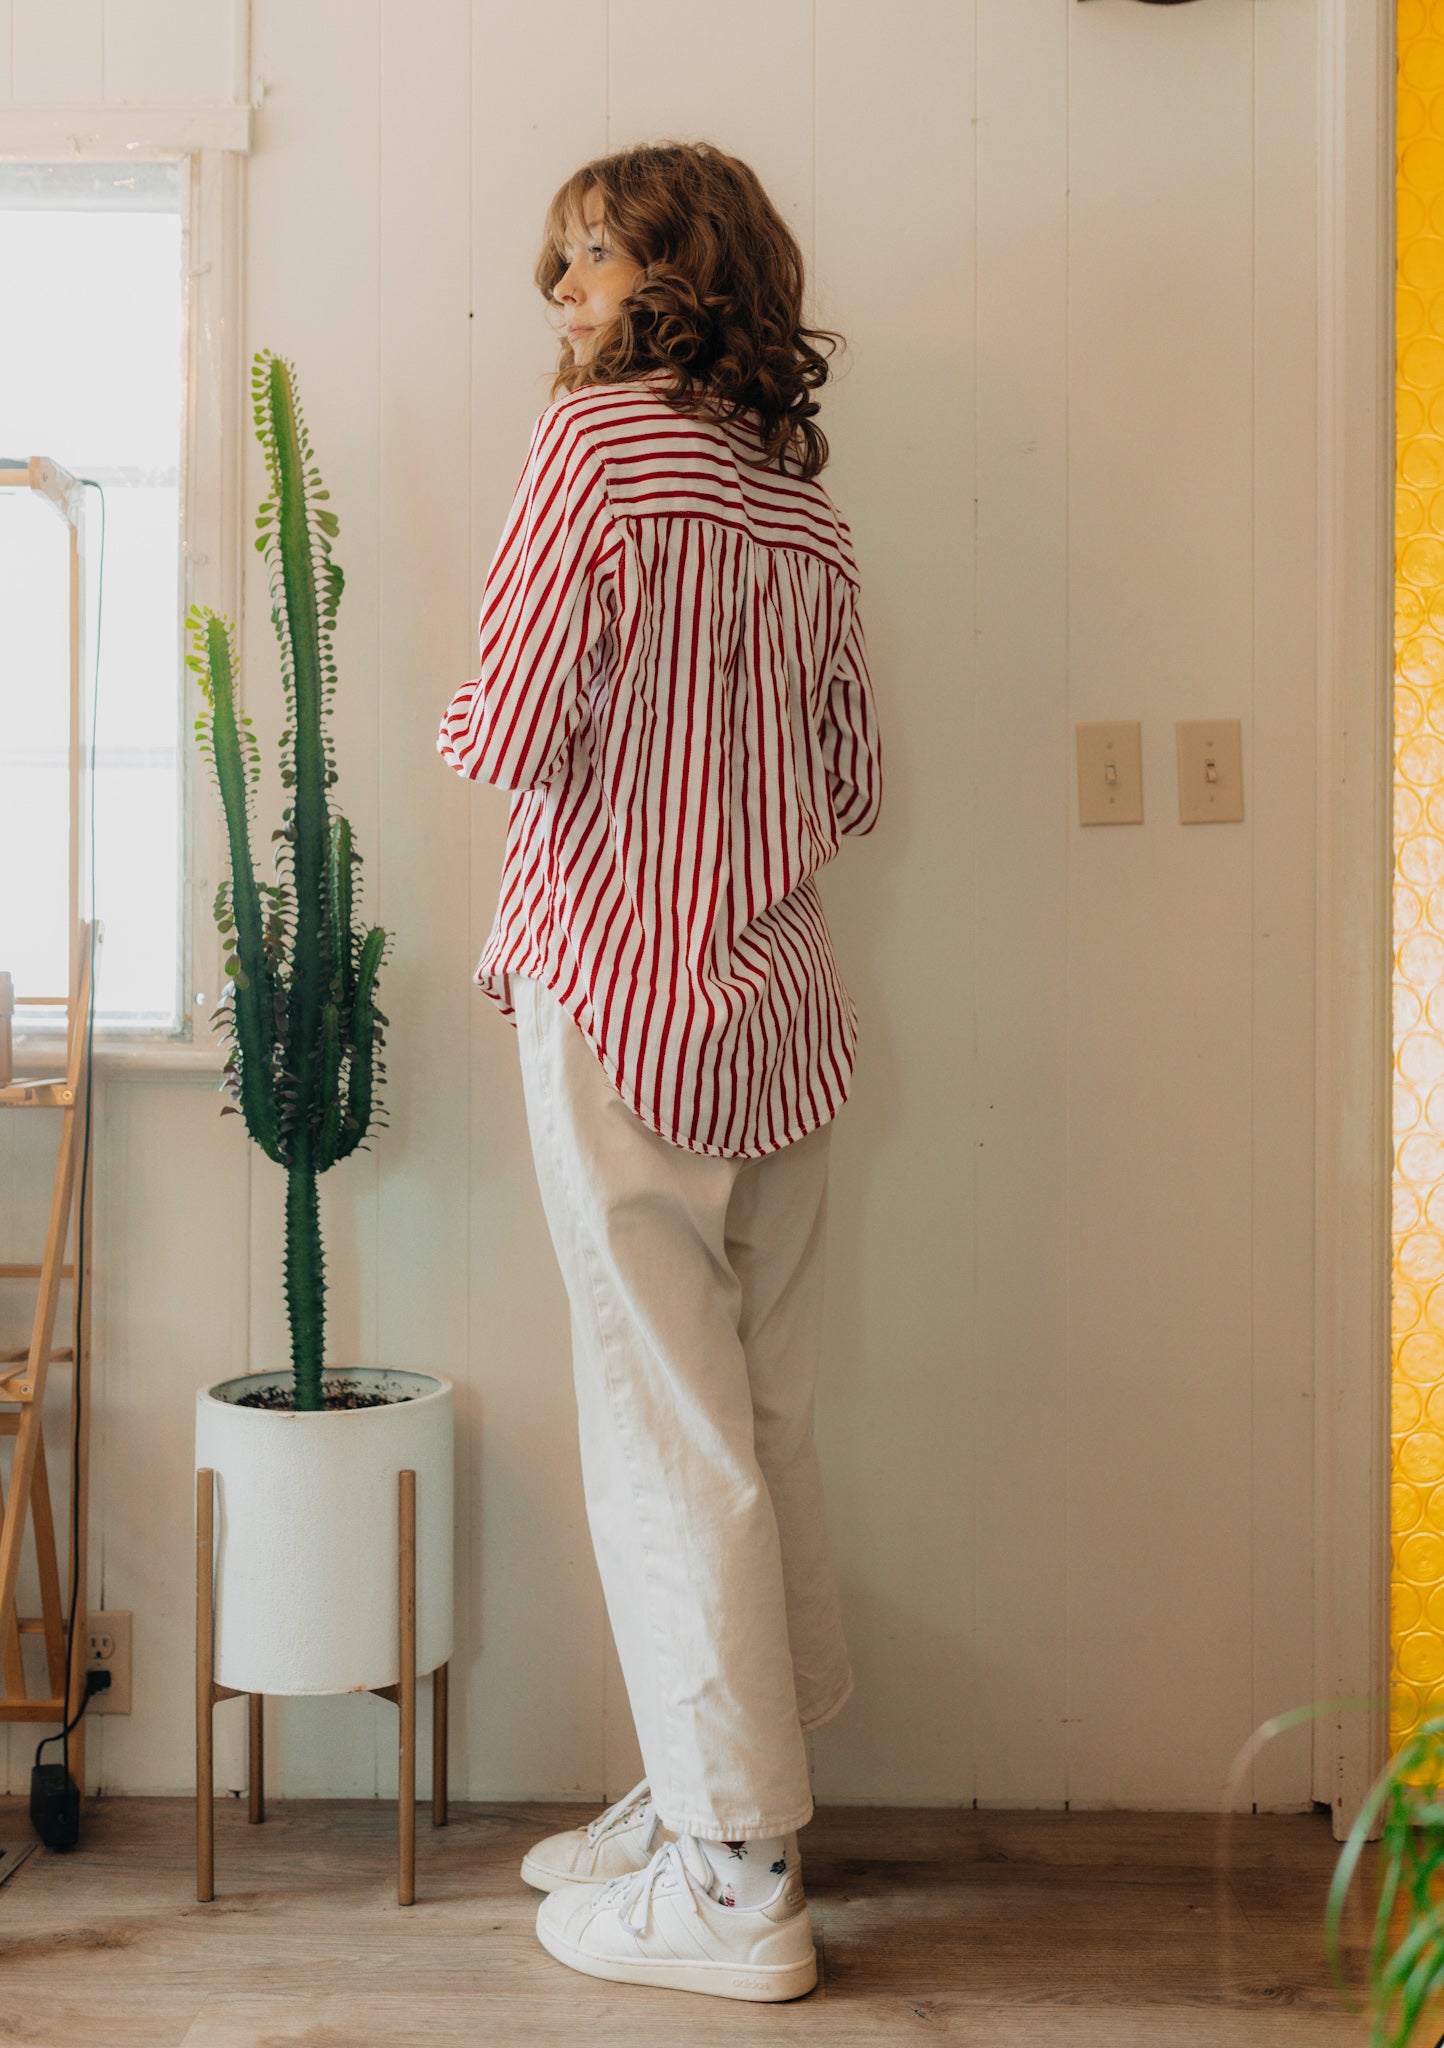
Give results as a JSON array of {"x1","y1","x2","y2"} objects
[{"x1": 473, "y1": 958, "x2": 846, "y2": 1162}]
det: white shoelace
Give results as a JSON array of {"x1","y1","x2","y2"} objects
[
  {"x1": 596, "y1": 1834, "x2": 716, "y2": 1935},
  {"x1": 584, "y1": 1774, "x2": 652, "y2": 1845}
]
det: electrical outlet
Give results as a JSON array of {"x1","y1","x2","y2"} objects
[{"x1": 84, "y1": 1610, "x2": 131, "y2": 1714}]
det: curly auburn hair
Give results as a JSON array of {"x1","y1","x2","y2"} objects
[{"x1": 535, "y1": 140, "x2": 844, "y2": 481}]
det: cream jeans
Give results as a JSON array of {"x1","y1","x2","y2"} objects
[{"x1": 511, "y1": 971, "x2": 855, "y2": 1840}]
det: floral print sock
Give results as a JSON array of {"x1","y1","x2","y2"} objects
[{"x1": 693, "y1": 1832, "x2": 789, "y2": 1908}]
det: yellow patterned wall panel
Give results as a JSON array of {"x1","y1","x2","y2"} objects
[{"x1": 1393, "y1": 0, "x2": 1444, "y2": 1749}]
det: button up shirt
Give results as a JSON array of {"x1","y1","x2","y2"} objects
[{"x1": 437, "y1": 373, "x2": 883, "y2": 1158}]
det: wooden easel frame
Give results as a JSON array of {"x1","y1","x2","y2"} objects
[
  {"x1": 195, "y1": 1466, "x2": 449, "y2": 1906},
  {"x1": 0, "y1": 456, "x2": 96, "y2": 1803}
]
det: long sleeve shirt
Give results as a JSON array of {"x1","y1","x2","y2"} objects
[{"x1": 437, "y1": 370, "x2": 883, "y2": 1159}]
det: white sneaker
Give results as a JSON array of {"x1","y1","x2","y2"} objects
[
  {"x1": 534, "y1": 1832, "x2": 818, "y2": 2002},
  {"x1": 520, "y1": 1776, "x2": 673, "y2": 1892}
]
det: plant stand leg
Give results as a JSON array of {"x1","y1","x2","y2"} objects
[
  {"x1": 432, "y1": 1662, "x2": 448, "y2": 1827},
  {"x1": 248, "y1": 1694, "x2": 264, "y2": 1824},
  {"x1": 196, "y1": 1465, "x2": 243, "y2": 1902},
  {"x1": 196, "y1": 1467, "x2": 215, "y2": 1903},
  {"x1": 398, "y1": 1468, "x2": 416, "y2": 1907}
]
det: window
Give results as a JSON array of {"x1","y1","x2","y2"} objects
[
  {"x1": 0, "y1": 147, "x2": 241, "y2": 1060},
  {"x1": 0, "y1": 160, "x2": 187, "y2": 1033}
]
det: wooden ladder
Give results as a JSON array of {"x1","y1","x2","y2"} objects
[{"x1": 0, "y1": 925, "x2": 96, "y2": 1796}]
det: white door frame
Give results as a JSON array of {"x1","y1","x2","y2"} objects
[{"x1": 1313, "y1": 0, "x2": 1394, "y2": 1840}]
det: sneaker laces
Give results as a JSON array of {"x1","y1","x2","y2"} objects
[
  {"x1": 597, "y1": 1834, "x2": 716, "y2": 1935},
  {"x1": 585, "y1": 1775, "x2": 652, "y2": 1845}
]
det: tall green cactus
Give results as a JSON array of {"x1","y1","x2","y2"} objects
[{"x1": 188, "y1": 351, "x2": 390, "y2": 1412}]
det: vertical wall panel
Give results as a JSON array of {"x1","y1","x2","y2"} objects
[
  {"x1": 813, "y1": 0, "x2": 976, "y2": 1806},
  {"x1": 86, "y1": 1078, "x2": 251, "y2": 1794},
  {"x1": 1248, "y1": 0, "x2": 1319, "y2": 1815},
  {"x1": 375, "y1": 0, "x2": 471, "y2": 1798},
  {"x1": 103, "y1": 0, "x2": 235, "y2": 105},
  {"x1": 972, "y1": 0, "x2": 1071, "y2": 1808},
  {"x1": 1065, "y1": 0, "x2": 1257, "y2": 1806},
  {"x1": 467, "y1": 0, "x2": 613, "y2": 1803},
  {"x1": 607, "y1": 0, "x2": 815, "y2": 266},
  {"x1": 10, "y1": 0, "x2": 103, "y2": 102}
]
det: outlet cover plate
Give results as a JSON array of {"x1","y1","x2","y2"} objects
[{"x1": 85, "y1": 1610, "x2": 131, "y2": 1715}]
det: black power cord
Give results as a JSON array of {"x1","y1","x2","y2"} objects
[{"x1": 27, "y1": 475, "x2": 104, "y2": 1852}]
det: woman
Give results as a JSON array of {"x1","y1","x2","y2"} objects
[{"x1": 437, "y1": 138, "x2": 883, "y2": 2003}]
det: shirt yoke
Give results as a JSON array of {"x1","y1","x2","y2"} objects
[{"x1": 543, "y1": 381, "x2": 861, "y2": 588}]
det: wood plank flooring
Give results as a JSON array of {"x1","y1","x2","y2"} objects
[{"x1": 0, "y1": 1798, "x2": 1388, "y2": 2045}]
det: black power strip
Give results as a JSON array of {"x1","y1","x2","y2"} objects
[
  {"x1": 28, "y1": 1668, "x2": 109, "y2": 1850},
  {"x1": 29, "y1": 1764, "x2": 79, "y2": 1852}
]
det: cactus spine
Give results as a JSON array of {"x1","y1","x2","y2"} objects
[{"x1": 189, "y1": 351, "x2": 389, "y2": 1411}]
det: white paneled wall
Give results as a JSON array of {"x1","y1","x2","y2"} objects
[
  {"x1": 0, "y1": 0, "x2": 1329, "y2": 1811},
  {"x1": 0, "y1": 0, "x2": 241, "y2": 104}
]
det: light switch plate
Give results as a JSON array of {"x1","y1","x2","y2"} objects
[
  {"x1": 1076, "y1": 721, "x2": 1143, "y2": 825},
  {"x1": 1176, "y1": 718, "x2": 1244, "y2": 823}
]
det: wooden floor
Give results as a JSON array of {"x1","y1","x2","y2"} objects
[{"x1": 0, "y1": 1797, "x2": 1388, "y2": 2045}]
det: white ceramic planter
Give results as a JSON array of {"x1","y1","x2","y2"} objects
[{"x1": 195, "y1": 1367, "x2": 453, "y2": 1696}]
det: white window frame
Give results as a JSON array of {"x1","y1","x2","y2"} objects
[{"x1": 1, "y1": 113, "x2": 250, "y2": 1073}]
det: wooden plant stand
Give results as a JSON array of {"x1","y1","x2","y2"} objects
[
  {"x1": 195, "y1": 1465, "x2": 449, "y2": 1905},
  {"x1": 0, "y1": 926, "x2": 96, "y2": 1794}
]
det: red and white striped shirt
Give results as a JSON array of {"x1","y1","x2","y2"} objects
[{"x1": 437, "y1": 372, "x2": 883, "y2": 1158}]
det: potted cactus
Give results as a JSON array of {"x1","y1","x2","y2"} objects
[{"x1": 189, "y1": 350, "x2": 451, "y2": 1698}]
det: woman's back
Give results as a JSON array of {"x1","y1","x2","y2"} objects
[{"x1": 438, "y1": 370, "x2": 882, "y2": 1158}]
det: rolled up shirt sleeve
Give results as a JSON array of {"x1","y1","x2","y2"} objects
[
  {"x1": 438, "y1": 404, "x2": 621, "y2": 791},
  {"x1": 819, "y1": 594, "x2": 883, "y2": 836}
]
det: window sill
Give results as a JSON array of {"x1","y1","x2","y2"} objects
[
  {"x1": 99, "y1": 1040, "x2": 226, "y2": 1077},
  {"x1": 11, "y1": 1038, "x2": 226, "y2": 1079}
]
